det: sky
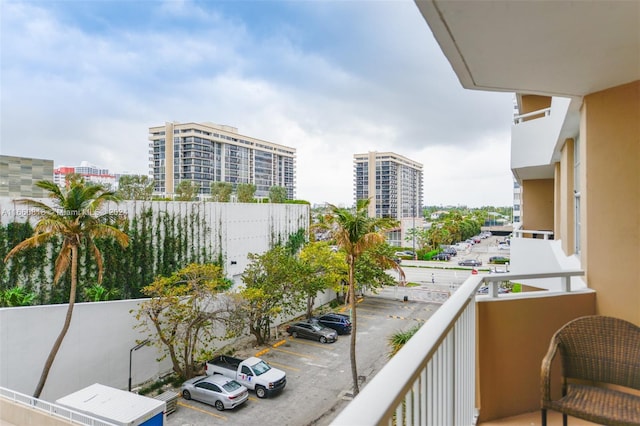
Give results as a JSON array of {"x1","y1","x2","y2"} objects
[{"x1": 0, "y1": 0, "x2": 515, "y2": 207}]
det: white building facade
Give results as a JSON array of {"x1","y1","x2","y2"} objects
[
  {"x1": 149, "y1": 122, "x2": 296, "y2": 200},
  {"x1": 354, "y1": 151, "x2": 423, "y2": 220}
]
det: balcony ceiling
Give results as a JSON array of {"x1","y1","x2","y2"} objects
[{"x1": 416, "y1": 1, "x2": 640, "y2": 97}]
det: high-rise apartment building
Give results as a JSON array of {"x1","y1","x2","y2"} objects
[
  {"x1": 354, "y1": 152, "x2": 423, "y2": 219},
  {"x1": 149, "y1": 122, "x2": 296, "y2": 199}
]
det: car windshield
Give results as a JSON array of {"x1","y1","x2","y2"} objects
[
  {"x1": 222, "y1": 380, "x2": 242, "y2": 392},
  {"x1": 251, "y1": 360, "x2": 271, "y2": 376}
]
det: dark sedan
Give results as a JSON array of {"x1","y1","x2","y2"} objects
[
  {"x1": 458, "y1": 259, "x2": 482, "y2": 267},
  {"x1": 432, "y1": 253, "x2": 451, "y2": 261},
  {"x1": 286, "y1": 321, "x2": 338, "y2": 343},
  {"x1": 313, "y1": 313, "x2": 352, "y2": 335}
]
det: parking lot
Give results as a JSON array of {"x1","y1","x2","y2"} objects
[{"x1": 165, "y1": 296, "x2": 439, "y2": 426}]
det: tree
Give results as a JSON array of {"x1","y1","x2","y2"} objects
[
  {"x1": 210, "y1": 182, "x2": 232, "y2": 202},
  {"x1": 4, "y1": 179, "x2": 129, "y2": 398},
  {"x1": 118, "y1": 175, "x2": 154, "y2": 200},
  {"x1": 240, "y1": 247, "x2": 303, "y2": 345},
  {"x1": 236, "y1": 183, "x2": 256, "y2": 203},
  {"x1": 134, "y1": 263, "x2": 237, "y2": 379},
  {"x1": 354, "y1": 243, "x2": 401, "y2": 293},
  {"x1": 327, "y1": 198, "x2": 399, "y2": 396},
  {"x1": 298, "y1": 242, "x2": 346, "y2": 318},
  {"x1": 268, "y1": 186, "x2": 288, "y2": 203},
  {"x1": 175, "y1": 180, "x2": 200, "y2": 201}
]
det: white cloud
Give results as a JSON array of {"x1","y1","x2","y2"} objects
[{"x1": 1, "y1": 0, "x2": 516, "y2": 208}]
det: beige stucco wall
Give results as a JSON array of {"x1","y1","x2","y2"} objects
[
  {"x1": 582, "y1": 80, "x2": 640, "y2": 325},
  {"x1": 520, "y1": 95, "x2": 552, "y2": 121},
  {"x1": 521, "y1": 179, "x2": 554, "y2": 233},
  {"x1": 520, "y1": 95, "x2": 551, "y2": 113},
  {"x1": 0, "y1": 398, "x2": 73, "y2": 425},
  {"x1": 558, "y1": 138, "x2": 575, "y2": 255},
  {"x1": 477, "y1": 292, "x2": 596, "y2": 422}
]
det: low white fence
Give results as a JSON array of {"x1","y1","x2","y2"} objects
[{"x1": 0, "y1": 386, "x2": 117, "y2": 426}]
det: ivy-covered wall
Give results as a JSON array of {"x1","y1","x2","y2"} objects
[{"x1": 0, "y1": 199, "x2": 309, "y2": 304}]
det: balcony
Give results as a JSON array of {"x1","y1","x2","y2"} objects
[
  {"x1": 332, "y1": 269, "x2": 594, "y2": 426},
  {"x1": 511, "y1": 97, "x2": 572, "y2": 181}
]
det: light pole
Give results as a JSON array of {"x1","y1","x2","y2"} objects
[{"x1": 128, "y1": 339, "x2": 150, "y2": 392}]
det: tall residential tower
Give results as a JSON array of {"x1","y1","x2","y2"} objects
[
  {"x1": 354, "y1": 151, "x2": 423, "y2": 219},
  {"x1": 149, "y1": 122, "x2": 296, "y2": 199}
]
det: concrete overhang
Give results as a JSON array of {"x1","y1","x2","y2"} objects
[{"x1": 415, "y1": 0, "x2": 640, "y2": 97}]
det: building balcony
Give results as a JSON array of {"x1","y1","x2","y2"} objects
[
  {"x1": 509, "y1": 230, "x2": 584, "y2": 292},
  {"x1": 511, "y1": 97, "x2": 573, "y2": 181},
  {"x1": 332, "y1": 268, "x2": 595, "y2": 426}
]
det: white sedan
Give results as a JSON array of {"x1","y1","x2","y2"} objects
[{"x1": 181, "y1": 375, "x2": 249, "y2": 411}]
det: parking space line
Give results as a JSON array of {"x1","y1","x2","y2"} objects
[
  {"x1": 264, "y1": 359, "x2": 300, "y2": 372},
  {"x1": 178, "y1": 401, "x2": 227, "y2": 421},
  {"x1": 387, "y1": 315, "x2": 425, "y2": 322},
  {"x1": 271, "y1": 346, "x2": 317, "y2": 359},
  {"x1": 286, "y1": 337, "x2": 335, "y2": 349}
]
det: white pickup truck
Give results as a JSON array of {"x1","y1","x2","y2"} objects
[{"x1": 205, "y1": 355, "x2": 286, "y2": 398}]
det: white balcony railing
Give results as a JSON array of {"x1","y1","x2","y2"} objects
[
  {"x1": 513, "y1": 107, "x2": 551, "y2": 124},
  {"x1": 513, "y1": 229, "x2": 554, "y2": 240},
  {"x1": 331, "y1": 269, "x2": 584, "y2": 426},
  {"x1": 0, "y1": 386, "x2": 117, "y2": 426}
]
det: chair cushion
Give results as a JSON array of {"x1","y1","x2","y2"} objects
[{"x1": 545, "y1": 383, "x2": 640, "y2": 426}]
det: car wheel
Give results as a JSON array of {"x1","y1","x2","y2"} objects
[
  {"x1": 292, "y1": 331, "x2": 298, "y2": 338},
  {"x1": 320, "y1": 336, "x2": 327, "y2": 343},
  {"x1": 215, "y1": 400, "x2": 225, "y2": 411},
  {"x1": 182, "y1": 390, "x2": 191, "y2": 400},
  {"x1": 256, "y1": 385, "x2": 267, "y2": 399}
]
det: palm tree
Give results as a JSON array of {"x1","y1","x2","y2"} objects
[
  {"x1": 327, "y1": 199, "x2": 400, "y2": 396},
  {"x1": 4, "y1": 179, "x2": 129, "y2": 398}
]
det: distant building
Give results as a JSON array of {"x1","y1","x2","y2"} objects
[
  {"x1": 512, "y1": 180, "x2": 521, "y2": 226},
  {"x1": 53, "y1": 161, "x2": 117, "y2": 189},
  {"x1": 0, "y1": 155, "x2": 54, "y2": 198},
  {"x1": 149, "y1": 122, "x2": 296, "y2": 199},
  {"x1": 354, "y1": 151, "x2": 423, "y2": 220}
]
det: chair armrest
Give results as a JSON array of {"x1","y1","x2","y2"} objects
[{"x1": 540, "y1": 337, "x2": 559, "y2": 404}]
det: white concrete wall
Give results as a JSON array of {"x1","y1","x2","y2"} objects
[
  {"x1": 0, "y1": 199, "x2": 309, "y2": 283},
  {"x1": 0, "y1": 199, "x2": 313, "y2": 401},
  {"x1": 0, "y1": 299, "x2": 166, "y2": 402},
  {"x1": 0, "y1": 291, "x2": 337, "y2": 403}
]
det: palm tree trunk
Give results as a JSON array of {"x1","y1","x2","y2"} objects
[
  {"x1": 33, "y1": 245, "x2": 78, "y2": 398},
  {"x1": 349, "y1": 259, "x2": 359, "y2": 396}
]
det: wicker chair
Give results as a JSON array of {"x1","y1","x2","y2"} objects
[{"x1": 540, "y1": 315, "x2": 640, "y2": 426}]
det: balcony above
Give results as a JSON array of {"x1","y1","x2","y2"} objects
[
  {"x1": 511, "y1": 97, "x2": 576, "y2": 181},
  {"x1": 415, "y1": 1, "x2": 640, "y2": 98}
]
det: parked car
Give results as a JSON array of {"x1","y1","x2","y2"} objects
[
  {"x1": 472, "y1": 236, "x2": 482, "y2": 243},
  {"x1": 287, "y1": 321, "x2": 338, "y2": 343},
  {"x1": 181, "y1": 375, "x2": 249, "y2": 411},
  {"x1": 432, "y1": 253, "x2": 451, "y2": 261},
  {"x1": 489, "y1": 256, "x2": 510, "y2": 264},
  {"x1": 313, "y1": 313, "x2": 352, "y2": 335},
  {"x1": 442, "y1": 247, "x2": 457, "y2": 256},
  {"x1": 458, "y1": 259, "x2": 482, "y2": 267}
]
